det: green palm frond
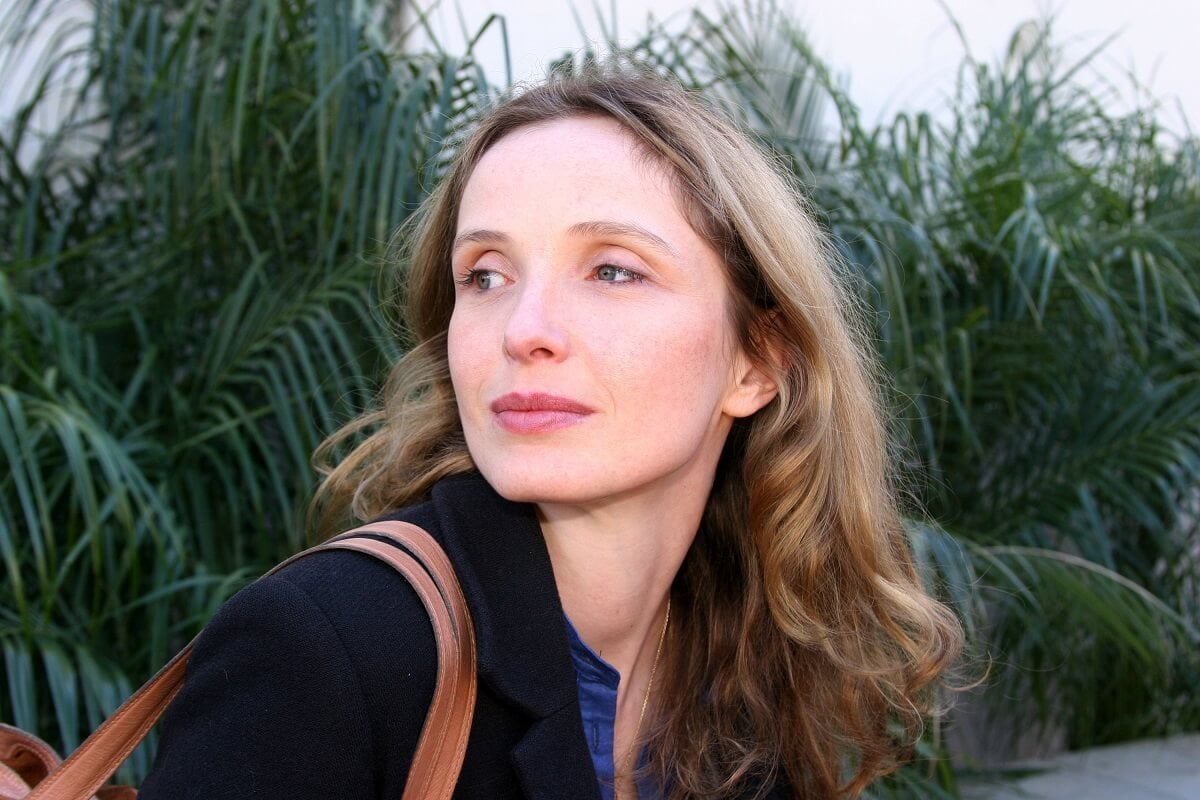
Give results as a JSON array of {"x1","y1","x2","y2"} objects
[{"x1": 0, "y1": 0, "x2": 500, "y2": 767}]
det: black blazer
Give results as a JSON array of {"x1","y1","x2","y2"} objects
[{"x1": 138, "y1": 471, "x2": 790, "y2": 799}]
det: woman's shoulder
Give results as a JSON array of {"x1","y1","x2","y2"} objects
[
  {"x1": 213, "y1": 494, "x2": 448, "y2": 708},
  {"x1": 190, "y1": 535, "x2": 440, "y2": 714},
  {"x1": 223, "y1": 535, "x2": 440, "y2": 657},
  {"x1": 139, "y1": 499, "x2": 446, "y2": 799},
  {"x1": 207, "y1": 470, "x2": 512, "y2": 700},
  {"x1": 223, "y1": 492, "x2": 441, "y2": 640}
]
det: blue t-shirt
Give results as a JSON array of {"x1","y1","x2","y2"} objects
[{"x1": 564, "y1": 615, "x2": 657, "y2": 800}]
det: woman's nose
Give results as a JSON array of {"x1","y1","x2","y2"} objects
[{"x1": 502, "y1": 280, "x2": 569, "y2": 362}]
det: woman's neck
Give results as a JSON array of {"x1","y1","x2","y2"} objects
[
  {"x1": 541, "y1": 485, "x2": 699, "y2": 650},
  {"x1": 541, "y1": 495, "x2": 689, "y2": 795},
  {"x1": 538, "y1": 481, "x2": 701, "y2": 710}
]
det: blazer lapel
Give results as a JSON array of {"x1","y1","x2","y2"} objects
[
  {"x1": 511, "y1": 706, "x2": 604, "y2": 800},
  {"x1": 429, "y1": 473, "x2": 601, "y2": 799}
]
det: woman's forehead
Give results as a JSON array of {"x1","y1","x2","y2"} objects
[{"x1": 455, "y1": 117, "x2": 686, "y2": 236}]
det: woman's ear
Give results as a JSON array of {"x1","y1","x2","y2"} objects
[
  {"x1": 723, "y1": 317, "x2": 784, "y2": 419},
  {"x1": 723, "y1": 353, "x2": 779, "y2": 418}
]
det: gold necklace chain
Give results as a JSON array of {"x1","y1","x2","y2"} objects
[{"x1": 618, "y1": 596, "x2": 671, "y2": 800}]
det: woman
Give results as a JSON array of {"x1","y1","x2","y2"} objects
[{"x1": 139, "y1": 70, "x2": 961, "y2": 800}]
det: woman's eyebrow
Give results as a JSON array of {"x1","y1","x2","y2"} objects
[
  {"x1": 568, "y1": 220, "x2": 678, "y2": 258},
  {"x1": 452, "y1": 228, "x2": 510, "y2": 254},
  {"x1": 452, "y1": 221, "x2": 678, "y2": 258}
]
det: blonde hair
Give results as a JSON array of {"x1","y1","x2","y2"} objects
[{"x1": 313, "y1": 68, "x2": 962, "y2": 799}]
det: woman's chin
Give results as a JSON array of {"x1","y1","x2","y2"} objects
[{"x1": 481, "y1": 471, "x2": 600, "y2": 507}]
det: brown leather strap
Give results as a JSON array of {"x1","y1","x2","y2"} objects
[
  {"x1": 321, "y1": 524, "x2": 478, "y2": 800},
  {"x1": 26, "y1": 521, "x2": 477, "y2": 800},
  {"x1": 0, "y1": 723, "x2": 62, "y2": 786}
]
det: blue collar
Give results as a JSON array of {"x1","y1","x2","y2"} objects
[{"x1": 564, "y1": 614, "x2": 657, "y2": 800}]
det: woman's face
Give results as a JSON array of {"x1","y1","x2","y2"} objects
[{"x1": 447, "y1": 115, "x2": 774, "y2": 509}]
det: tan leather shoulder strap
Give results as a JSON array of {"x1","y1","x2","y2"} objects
[
  {"x1": 26, "y1": 521, "x2": 476, "y2": 800},
  {"x1": 321, "y1": 522, "x2": 478, "y2": 800}
]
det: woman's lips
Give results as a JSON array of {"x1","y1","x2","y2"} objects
[{"x1": 490, "y1": 392, "x2": 593, "y2": 433}]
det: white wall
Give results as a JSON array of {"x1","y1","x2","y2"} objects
[
  {"x1": 4, "y1": 1, "x2": 1194, "y2": 136},
  {"x1": 416, "y1": 0, "x2": 1199, "y2": 134}
]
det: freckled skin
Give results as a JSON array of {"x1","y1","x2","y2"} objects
[{"x1": 448, "y1": 116, "x2": 770, "y2": 512}]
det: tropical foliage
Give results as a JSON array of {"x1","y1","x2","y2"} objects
[
  {"x1": 2, "y1": 0, "x2": 1197, "y2": 793},
  {"x1": 1, "y1": 0, "x2": 496, "y2": 777}
]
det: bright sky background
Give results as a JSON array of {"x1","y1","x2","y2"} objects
[{"x1": 416, "y1": 0, "x2": 1199, "y2": 135}]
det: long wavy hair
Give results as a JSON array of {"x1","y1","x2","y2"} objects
[{"x1": 312, "y1": 68, "x2": 962, "y2": 799}]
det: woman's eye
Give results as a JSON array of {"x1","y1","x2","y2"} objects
[
  {"x1": 595, "y1": 264, "x2": 642, "y2": 283},
  {"x1": 459, "y1": 269, "x2": 508, "y2": 290}
]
